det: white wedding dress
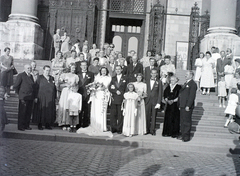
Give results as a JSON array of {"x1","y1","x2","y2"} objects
[{"x1": 76, "y1": 75, "x2": 113, "y2": 137}]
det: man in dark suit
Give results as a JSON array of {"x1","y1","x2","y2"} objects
[
  {"x1": 178, "y1": 70, "x2": 197, "y2": 142},
  {"x1": 216, "y1": 51, "x2": 228, "y2": 94},
  {"x1": 13, "y1": 64, "x2": 37, "y2": 131},
  {"x1": 82, "y1": 45, "x2": 92, "y2": 65},
  {"x1": 109, "y1": 65, "x2": 128, "y2": 133},
  {"x1": 144, "y1": 57, "x2": 158, "y2": 83},
  {"x1": 145, "y1": 69, "x2": 163, "y2": 135},
  {"x1": 127, "y1": 55, "x2": 143, "y2": 82},
  {"x1": 77, "y1": 61, "x2": 94, "y2": 128}
]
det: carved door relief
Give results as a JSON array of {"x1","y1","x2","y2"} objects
[
  {"x1": 148, "y1": 3, "x2": 164, "y2": 56},
  {"x1": 48, "y1": 0, "x2": 96, "y2": 59}
]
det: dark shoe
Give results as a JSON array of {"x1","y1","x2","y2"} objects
[
  {"x1": 177, "y1": 136, "x2": 183, "y2": 140},
  {"x1": 117, "y1": 131, "x2": 122, "y2": 134},
  {"x1": 171, "y1": 135, "x2": 178, "y2": 138},
  {"x1": 38, "y1": 126, "x2": 43, "y2": 130},
  {"x1": 162, "y1": 134, "x2": 170, "y2": 137},
  {"x1": 151, "y1": 131, "x2": 156, "y2": 136},
  {"x1": 182, "y1": 138, "x2": 190, "y2": 142},
  {"x1": 45, "y1": 126, "x2": 52, "y2": 130},
  {"x1": 18, "y1": 128, "x2": 25, "y2": 131},
  {"x1": 69, "y1": 127, "x2": 74, "y2": 133},
  {"x1": 25, "y1": 127, "x2": 32, "y2": 130}
]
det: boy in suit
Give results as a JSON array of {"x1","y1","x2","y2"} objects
[
  {"x1": 145, "y1": 69, "x2": 163, "y2": 135},
  {"x1": 109, "y1": 65, "x2": 128, "y2": 133},
  {"x1": 178, "y1": 70, "x2": 197, "y2": 142},
  {"x1": 127, "y1": 55, "x2": 143, "y2": 82}
]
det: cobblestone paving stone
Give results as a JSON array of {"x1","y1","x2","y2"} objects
[{"x1": 0, "y1": 138, "x2": 240, "y2": 176}]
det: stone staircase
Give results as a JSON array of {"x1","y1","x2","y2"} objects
[{"x1": 5, "y1": 68, "x2": 233, "y2": 140}]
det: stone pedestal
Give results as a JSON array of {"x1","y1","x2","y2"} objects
[
  {"x1": 201, "y1": 0, "x2": 240, "y2": 58},
  {"x1": 0, "y1": 0, "x2": 43, "y2": 60}
]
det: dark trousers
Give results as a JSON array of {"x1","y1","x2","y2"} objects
[
  {"x1": 110, "y1": 104, "x2": 123, "y2": 132},
  {"x1": 78, "y1": 101, "x2": 90, "y2": 127},
  {"x1": 145, "y1": 102, "x2": 157, "y2": 133},
  {"x1": 180, "y1": 108, "x2": 193, "y2": 140},
  {"x1": 18, "y1": 99, "x2": 33, "y2": 129}
]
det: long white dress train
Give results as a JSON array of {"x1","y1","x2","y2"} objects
[{"x1": 76, "y1": 75, "x2": 113, "y2": 137}]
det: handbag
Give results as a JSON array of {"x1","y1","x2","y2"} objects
[
  {"x1": 12, "y1": 67, "x2": 18, "y2": 75},
  {"x1": 228, "y1": 121, "x2": 240, "y2": 134}
]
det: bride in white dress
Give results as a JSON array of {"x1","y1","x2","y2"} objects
[{"x1": 77, "y1": 67, "x2": 112, "y2": 137}]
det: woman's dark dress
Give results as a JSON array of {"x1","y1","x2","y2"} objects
[
  {"x1": 34, "y1": 75, "x2": 56, "y2": 125},
  {"x1": 162, "y1": 84, "x2": 181, "y2": 137}
]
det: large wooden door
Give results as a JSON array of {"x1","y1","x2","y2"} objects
[{"x1": 112, "y1": 25, "x2": 141, "y2": 57}]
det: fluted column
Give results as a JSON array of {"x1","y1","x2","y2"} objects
[
  {"x1": 99, "y1": 0, "x2": 107, "y2": 49},
  {"x1": 200, "y1": 0, "x2": 240, "y2": 57},
  {"x1": 208, "y1": 0, "x2": 237, "y2": 34},
  {"x1": 8, "y1": 0, "x2": 39, "y2": 24}
]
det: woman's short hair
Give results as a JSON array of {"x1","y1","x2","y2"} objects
[
  {"x1": 127, "y1": 82, "x2": 135, "y2": 91},
  {"x1": 136, "y1": 73, "x2": 144, "y2": 81},
  {"x1": 146, "y1": 50, "x2": 152, "y2": 56},
  {"x1": 93, "y1": 57, "x2": 99, "y2": 61},
  {"x1": 69, "y1": 63, "x2": 76, "y2": 68},
  {"x1": 99, "y1": 67, "x2": 109, "y2": 75},
  {"x1": 206, "y1": 51, "x2": 212, "y2": 56},
  {"x1": 164, "y1": 55, "x2": 171, "y2": 60},
  {"x1": 4, "y1": 47, "x2": 10, "y2": 52},
  {"x1": 43, "y1": 65, "x2": 51, "y2": 70},
  {"x1": 199, "y1": 52, "x2": 205, "y2": 57},
  {"x1": 56, "y1": 51, "x2": 62, "y2": 56},
  {"x1": 231, "y1": 88, "x2": 237, "y2": 94}
]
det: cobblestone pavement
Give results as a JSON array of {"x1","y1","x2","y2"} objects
[{"x1": 0, "y1": 138, "x2": 239, "y2": 176}]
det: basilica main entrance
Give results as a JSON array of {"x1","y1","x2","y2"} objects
[{"x1": 107, "y1": 18, "x2": 144, "y2": 58}]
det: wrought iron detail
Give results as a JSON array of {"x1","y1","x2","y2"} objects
[
  {"x1": 110, "y1": 0, "x2": 145, "y2": 14},
  {"x1": 148, "y1": 3, "x2": 164, "y2": 55}
]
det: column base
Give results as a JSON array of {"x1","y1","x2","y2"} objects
[
  {"x1": 0, "y1": 21, "x2": 43, "y2": 60},
  {"x1": 200, "y1": 33, "x2": 240, "y2": 58},
  {"x1": 8, "y1": 14, "x2": 39, "y2": 24}
]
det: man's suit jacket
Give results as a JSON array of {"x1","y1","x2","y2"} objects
[
  {"x1": 13, "y1": 72, "x2": 36, "y2": 100},
  {"x1": 109, "y1": 75, "x2": 128, "y2": 104},
  {"x1": 144, "y1": 66, "x2": 158, "y2": 83},
  {"x1": 145, "y1": 79, "x2": 163, "y2": 105},
  {"x1": 75, "y1": 61, "x2": 82, "y2": 75},
  {"x1": 216, "y1": 57, "x2": 229, "y2": 74},
  {"x1": 83, "y1": 52, "x2": 92, "y2": 65},
  {"x1": 121, "y1": 65, "x2": 127, "y2": 76},
  {"x1": 127, "y1": 62, "x2": 143, "y2": 82},
  {"x1": 78, "y1": 71, "x2": 94, "y2": 101},
  {"x1": 178, "y1": 79, "x2": 197, "y2": 109}
]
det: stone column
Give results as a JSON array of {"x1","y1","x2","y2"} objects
[
  {"x1": 99, "y1": 0, "x2": 108, "y2": 49},
  {"x1": 0, "y1": 0, "x2": 43, "y2": 60},
  {"x1": 8, "y1": 0, "x2": 39, "y2": 23},
  {"x1": 201, "y1": 0, "x2": 240, "y2": 58}
]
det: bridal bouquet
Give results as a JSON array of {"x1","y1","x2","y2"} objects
[{"x1": 86, "y1": 82, "x2": 104, "y2": 95}]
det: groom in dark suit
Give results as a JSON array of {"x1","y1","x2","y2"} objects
[
  {"x1": 13, "y1": 64, "x2": 37, "y2": 131},
  {"x1": 145, "y1": 69, "x2": 163, "y2": 135},
  {"x1": 77, "y1": 61, "x2": 94, "y2": 128},
  {"x1": 109, "y1": 65, "x2": 128, "y2": 133},
  {"x1": 178, "y1": 70, "x2": 197, "y2": 142}
]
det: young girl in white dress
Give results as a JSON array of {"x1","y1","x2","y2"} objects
[
  {"x1": 218, "y1": 76, "x2": 227, "y2": 108},
  {"x1": 224, "y1": 60, "x2": 235, "y2": 95},
  {"x1": 122, "y1": 83, "x2": 139, "y2": 137},
  {"x1": 224, "y1": 88, "x2": 239, "y2": 127}
]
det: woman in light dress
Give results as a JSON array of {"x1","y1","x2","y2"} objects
[
  {"x1": 133, "y1": 73, "x2": 147, "y2": 135},
  {"x1": 194, "y1": 52, "x2": 204, "y2": 91},
  {"x1": 60, "y1": 31, "x2": 70, "y2": 54},
  {"x1": 200, "y1": 51, "x2": 215, "y2": 95},
  {"x1": 122, "y1": 83, "x2": 139, "y2": 137},
  {"x1": 0, "y1": 47, "x2": 15, "y2": 96},
  {"x1": 224, "y1": 60, "x2": 235, "y2": 95},
  {"x1": 140, "y1": 50, "x2": 152, "y2": 69},
  {"x1": 77, "y1": 67, "x2": 112, "y2": 137},
  {"x1": 89, "y1": 43, "x2": 100, "y2": 59},
  {"x1": 57, "y1": 63, "x2": 79, "y2": 130}
]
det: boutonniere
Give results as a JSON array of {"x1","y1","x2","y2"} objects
[
  {"x1": 123, "y1": 80, "x2": 126, "y2": 83},
  {"x1": 86, "y1": 75, "x2": 90, "y2": 79},
  {"x1": 111, "y1": 85, "x2": 115, "y2": 89},
  {"x1": 53, "y1": 80, "x2": 55, "y2": 84},
  {"x1": 186, "y1": 85, "x2": 189, "y2": 88}
]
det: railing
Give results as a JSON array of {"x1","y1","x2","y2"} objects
[{"x1": 109, "y1": 0, "x2": 146, "y2": 14}]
